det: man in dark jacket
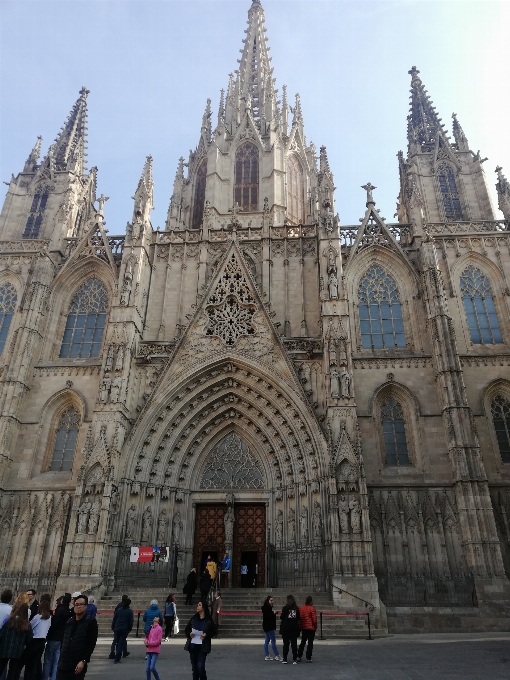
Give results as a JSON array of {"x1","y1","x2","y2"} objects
[
  {"x1": 27, "y1": 589, "x2": 39, "y2": 621},
  {"x1": 111, "y1": 599, "x2": 133, "y2": 664},
  {"x1": 108, "y1": 595, "x2": 130, "y2": 659},
  {"x1": 43, "y1": 594, "x2": 72, "y2": 680},
  {"x1": 56, "y1": 595, "x2": 98, "y2": 680}
]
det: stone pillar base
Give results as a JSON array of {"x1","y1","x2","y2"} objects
[
  {"x1": 332, "y1": 574, "x2": 388, "y2": 633},
  {"x1": 474, "y1": 576, "x2": 510, "y2": 629},
  {"x1": 55, "y1": 575, "x2": 106, "y2": 600}
]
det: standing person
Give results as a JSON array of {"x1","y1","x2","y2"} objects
[
  {"x1": 26, "y1": 591, "x2": 39, "y2": 622},
  {"x1": 183, "y1": 569, "x2": 197, "y2": 606},
  {"x1": 22, "y1": 600, "x2": 52, "y2": 680},
  {"x1": 56, "y1": 595, "x2": 98, "y2": 680},
  {"x1": 0, "y1": 590, "x2": 12, "y2": 625},
  {"x1": 220, "y1": 554, "x2": 231, "y2": 589},
  {"x1": 144, "y1": 617, "x2": 163, "y2": 680},
  {"x1": 185, "y1": 602, "x2": 214, "y2": 680},
  {"x1": 211, "y1": 592, "x2": 222, "y2": 638},
  {"x1": 108, "y1": 595, "x2": 130, "y2": 660},
  {"x1": 297, "y1": 596, "x2": 317, "y2": 663},
  {"x1": 279, "y1": 595, "x2": 300, "y2": 665},
  {"x1": 261, "y1": 596, "x2": 281, "y2": 661},
  {"x1": 0, "y1": 603, "x2": 33, "y2": 680},
  {"x1": 240, "y1": 563, "x2": 248, "y2": 588},
  {"x1": 205, "y1": 559, "x2": 216, "y2": 589},
  {"x1": 142, "y1": 601, "x2": 162, "y2": 636},
  {"x1": 163, "y1": 595, "x2": 176, "y2": 641},
  {"x1": 111, "y1": 598, "x2": 133, "y2": 665},
  {"x1": 43, "y1": 594, "x2": 71, "y2": 680},
  {"x1": 199, "y1": 571, "x2": 211, "y2": 607},
  {"x1": 85, "y1": 598, "x2": 97, "y2": 620}
]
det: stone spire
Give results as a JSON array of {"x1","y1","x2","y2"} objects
[
  {"x1": 319, "y1": 145, "x2": 332, "y2": 181},
  {"x1": 407, "y1": 67, "x2": 444, "y2": 151},
  {"x1": 281, "y1": 84, "x2": 289, "y2": 136},
  {"x1": 201, "y1": 98, "x2": 212, "y2": 144},
  {"x1": 292, "y1": 93, "x2": 303, "y2": 130},
  {"x1": 133, "y1": 155, "x2": 154, "y2": 217},
  {"x1": 451, "y1": 112, "x2": 469, "y2": 151},
  {"x1": 217, "y1": 89, "x2": 225, "y2": 128},
  {"x1": 496, "y1": 166, "x2": 510, "y2": 220},
  {"x1": 49, "y1": 86, "x2": 89, "y2": 174},
  {"x1": 23, "y1": 136, "x2": 42, "y2": 173}
]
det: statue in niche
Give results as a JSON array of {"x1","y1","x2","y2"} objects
[
  {"x1": 132, "y1": 217, "x2": 143, "y2": 240},
  {"x1": 339, "y1": 495, "x2": 349, "y2": 533},
  {"x1": 349, "y1": 497, "x2": 362, "y2": 533},
  {"x1": 328, "y1": 273, "x2": 338, "y2": 300},
  {"x1": 172, "y1": 511, "x2": 183, "y2": 545},
  {"x1": 99, "y1": 376, "x2": 111, "y2": 403},
  {"x1": 110, "y1": 376, "x2": 122, "y2": 404},
  {"x1": 157, "y1": 509, "x2": 168, "y2": 545},
  {"x1": 115, "y1": 344, "x2": 125, "y2": 372},
  {"x1": 108, "y1": 488, "x2": 119, "y2": 533},
  {"x1": 330, "y1": 369, "x2": 340, "y2": 399},
  {"x1": 327, "y1": 248, "x2": 336, "y2": 274},
  {"x1": 77, "y1": 499, "x2": 92, "y2": 534},
  {"x1": 275, "y1": 509, "x2": 284, "y2": 546},
  {"x1": 125, "y1": 504, "x2": 137, "y2": 539},
  {"x1": 141, "y1": 506, "x2": 153, "y2": 544},
  {"x1": 88, "y1": 498, "x2": 101, "y2": 534},
  {"x1": 105, "y1": 345, "x2": 114, "y2": 372},
  {"x1": 300, "y1": 506, "x2": 309, "y2": 544},
  {"x1": 312, "y1": 501, "x2": 322, "y2": 543},
  {"x1": 120, "y1": 278, "x2": 132, "y2": 306},
  {"x1": 224, "y1": 505, "x2": 235, "y2": 544},
  {"x1": 288, "y1": 507, "x2": 296, "y2": 544},
  {"x1": 328, "y1": 336, "x2": 337, "y2": 366},
  {"x1": 340, "y1": 368, "x2": 352, "y2": 398},
  {"x1": 338, "y1": 337, "x2": 347, "y2": 365}
]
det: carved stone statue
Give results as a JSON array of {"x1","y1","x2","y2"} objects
[
  {"x1": 328, "y1": 336, "x2": 337, "y2": 366},
  {"x1": 77, "y1": 499, "x2": 92, "y2": 534},
  {"x1": 99, "y1": 376, "x2": 111, "y2": 403},
  {"x1": 108, "y1": 487, "x2": 119, "y2": 533},
  {"x1": 120, "y1": 279, "x2": 132, "y2": 306},
  {"x1": 110, "y1": 376, "x2": 122, "y2": 403},
  {"x1": 349, "y1": 497, "x2": 362, "y2": 533},
  {"x1": 172, "y1": 510, "x2": 183, "y2": 545},
  {"x1": 157, "y1": 508, "x2": 168, "y2": 545},
  {"x1": 224, "y1": 505, "x2": 235, "y2": 544},
  {"x1": 288, "y1": 507, "x2": 296, "y2": 543},
  {"x1": 115, "y1": 344, "x2": 125, "y2": 372},
  {"x1": 312, "y1": 501, "x2": 322, "y2": 543},
  {"x1": 105, "y1": 345, "x2": 114, "y2": 372},
  {"x1": 330, "y1": 369, "x2": 340, "y2": 399},
  {"x1": 125, "y1": 504, "x2": 137, "y2": 539},
  {"x1": 141, "y1": 505, "x2": 153, "y2": 544},
  {"x1": 339, "y1": 495, "x2": 349, "y2": 533},
  {"x1": 327, "y1": 248, "x2": 336, "y2": 274},
  {"x1": 275, "y1": 509, "x2": 284, "y2": 546},
  {"x1": 300, "y1": 506, "x2": 309, "y2": 544},
  {"x1": 88, "y1": 498, "x2": 101, "y2": 534},
  {"x1": 338, "y1": 337, "x2": 347, "y2": 364},
  {"x1": 340, "y1": 368, "x2": 352, "y2": 398},
  {"x1": 328, "y1": 273, "x2": 338, "y2": 299}
]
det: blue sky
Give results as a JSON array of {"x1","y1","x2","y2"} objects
[{"x1": 1, "y1": 0, "x2": 508, "y2": 231}]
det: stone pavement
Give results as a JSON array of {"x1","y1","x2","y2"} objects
[{"x1": 87, "y1": 633, "x2": 510, "y2": 679}]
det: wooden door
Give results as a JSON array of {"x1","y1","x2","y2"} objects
[
  {"x1": 193, "y1": 504, "x2": 226, "y2": 573},
  {"x1": 233, "y1": 504, "x2": 266, "y2": 587}
]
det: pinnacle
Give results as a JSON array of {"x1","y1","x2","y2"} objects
[
  {"x1": 407, "y1": 66, "x2": 444, "y2": 150},
  {"x1": 48, "y1": 87, "x2": 89, "y2": 173}
]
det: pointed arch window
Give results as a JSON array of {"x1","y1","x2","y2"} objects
[
  {"x1": 192, "y1": 159, "x2": 207, "y2": 229},
  {"x1": 492, "y1": 396, "x2": 510, "y2": 464},
  {"x1": 59, "y1": 277, "x2": 108, "y2": 359},
  {"x1": 460, "y1": 265, "x2": 502, "y2": 345},
  {"x1": 23, "y1": 186, "x2": 50, "y2": 239},
  {"x1": 381, "y1": 397, "x2": 410, "y2": 466},
  {"x1": 50, "y1": 406, "x2": 80, "y2": 472},
  {"x1": 358, "y1": 266, "x2": 406, "y2": 349},
  {"x1": 287, "y1": 154, "x2": 304, "y2": 225},
  {"x1": 437, "y1": 164, "x2": 463, "y2": 221},
  {"x1": 0, "y1": 283, "x2": 17, "y2": 356},
  {"x1": 234, "y1": 142, "x2": 258, "y2": 212}
]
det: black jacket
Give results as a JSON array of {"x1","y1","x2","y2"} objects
[
  {"x1": 47, "y1": 603, "x2": 71, "y2": 643},
  {"x1": 183, "y1": 571, "x2": 197, "y2": 595},
  {"x1": 57, "y1": 616, "x2": 98, "y2": 672},
  {"x1": 280, "y1": 605, "x2": 300, "y2": 636},
  {"x1": 199, "y1": 573, "x2": 211, "y2": 594},
  {"x1": 112, "y1": 605, "x2": 133, "y2": 633},
  {"x1": 261, "y1": 602, "x2": 277, "y2": 633},
  {"x1": 29, "y1": 599, "x2": 39, "y2": 621},
  {"x1": 184, "y1": 614, "x2": 213, "y2": 655}
]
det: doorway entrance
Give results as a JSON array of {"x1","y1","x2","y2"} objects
[{"x1": 240, "y1": 551, "x2": 258, "y2": 588}]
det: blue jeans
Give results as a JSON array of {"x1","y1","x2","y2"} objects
[
  {"x1": 42, "y1": 640, "x2": 61, "y2": 680},
  {"x1": 264, "y1": 630, "x2": 279, "y2": 657},
  {"x1": 114, "y1": 630, "x2": 129, "y2": 662},
  {"x1": 145, "y1": 653, "x2": 160, "y2": 680},
  {"x1": 189, "y1": 647, "x2": 207, "y2": 680}
]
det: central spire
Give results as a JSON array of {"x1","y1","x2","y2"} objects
[{"x1": 407, "y1": 66, "x2": 444, "y2": 151}]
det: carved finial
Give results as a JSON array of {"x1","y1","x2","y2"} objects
[
  {"x1": 96, "y1": 194, "x2": 109, "y2": 215},
  {"x1": 227, "y1": 202, "x2": 243, "y2": 231},
  {"x1": 79, "y1": 86, "x2": 90, "y2": 99},
  {"x1": 495, "y1": 166, "x2": 510, "y2": 220},
  {"x1": 361, "y1": 182, "x2": 376, "y2": 206}
]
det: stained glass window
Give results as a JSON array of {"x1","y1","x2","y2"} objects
[
  {"x1": 192, "y1": 159, "x2": 207, "y2": 229},
  {"x1": 23, "y1": 186, "x2": 49, "y2": 239},
  {"x1": 50, "y1": 406, "x2": 80, "y2": 472},
  {"x1": 234, "y1": 142, "x2": 258, "y2": 212},
  {"x1": 492, "y1": 396, "x2": 510, "y2": 464},
  {"x1": 0, "y1": 283, "x2": 17, "y2": 355},
  {"x1": 287, "y1": 154, "x2": 304, "y2": 225},
  {"x1": 381, "y1": 397, "x2": 410, "y2": 466},
  {"x1": 59, "y1": 277, "x2": 108, "y2": 358},
  {"x1": 437, "y1": 164, "x2": 463, "y2": 221},
  {"x1": 460, "y1": 265, "x2": 502, "y2": 345},
  {"x1": 358, "y1": 266, "x2": 406, "y2": 349}
]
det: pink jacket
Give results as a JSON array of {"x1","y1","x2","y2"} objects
[{"x1": 145, "y1": 624, "x2": 163, "y2": 654}]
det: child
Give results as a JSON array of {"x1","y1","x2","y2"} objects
[{"x1": 144, "y1": 616, "x2": 163, "y2": 680}]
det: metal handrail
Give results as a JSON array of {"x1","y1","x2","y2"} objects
[{"x1": 332, "y1": 584, "x2": 375, "y2": 611}]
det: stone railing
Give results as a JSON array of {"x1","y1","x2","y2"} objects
[
  {"x1": 64, "y1": 235, "x2": 125, "y2": 262},
  {"x1": 426, "y1": 220, "x2": 509, "y2": 235},
  {"x1": 339, "y1": 224, "x2": 412, "y2": 248},
  {"x1": 0, "y1": 240, "x2": 49, "y2": 252},
  {"x1": 136, "y1": 341, "x2": 175, "y2": 359}
]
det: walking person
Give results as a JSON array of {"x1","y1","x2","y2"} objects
[
  {"x1": 22, "y1": 600, "x2": 52, "y2": 680},
  {"x1": 261, "y1": 595, "x2": 281, "y2": 661},
  {"x1": 199, "y1": 570, "x2": 211, "y2": 607},
  {"x1": 144, "y1": 617, "x2": 163, "y2": 680},
  {"x1": 163, "y1": 594, "x2": 176, "y2": 641},
  {"x1": 108, "y1": 595, "x2": 130, "y2": 660},
  {"x1": 85, "y1": 598, "x2": 97, "y2": 620},
  {"x1": 185, "y1": 601, "x2": 214, "y2": 680},
  {"x1": 296, "y1": 596, "x2": 317, "y2": 663},
  {"x1": 111, "y1": 598, "x2": 133, "y2": 664},
  {"x1": 142, "y1": 601, "x2": 163, "y2": 636},
  {"x1": 43, "y1": 594, "x2": 71, "y2": 680},
  {"x1": 0, "y1": 603, "x2": 33, "y2": 680},
  {"x1": 183, "y1": 568, "x2": 197, "y2": 606},
  {"x1": 211, "y1": 592, "x2": 222, "y2": 638},
  {"x1": 55, "y1": 595, "x2": 98, "y2": 680},
  {"x1": 280, "y1": 595, "x2": 300, "y2": 665}
]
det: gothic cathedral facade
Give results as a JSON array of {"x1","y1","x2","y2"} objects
[{"x1": 1, "y1": 0, "x2": 510, "y2": 631}]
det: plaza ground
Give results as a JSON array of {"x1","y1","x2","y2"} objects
[{"x1": 87, "y1": 633, "x2": 510, "y2": 679}]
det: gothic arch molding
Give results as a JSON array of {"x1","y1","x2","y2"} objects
[{"x1": 481, "y1": 378, "x2": 510, "y2": 469}]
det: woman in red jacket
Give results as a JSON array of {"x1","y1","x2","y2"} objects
[{"x1": 297, "y1": 596, "x2": 317, "y2": 663}]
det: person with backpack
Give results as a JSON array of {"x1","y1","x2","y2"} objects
[
  {"x1": 163, "y1": 594, "x2": 176, "y2": 641},
  {"x1": 184, "y1": 601, "x2": 214, "y2": 680},
  {"x1": 261, "y1": 595, "x2": 281, "y2": 661},
  {"x1": 111, "y1": 598, "x2": 133, "y2": 664},
  {"x1": 144, "y1": 617, "x2": 163, "y2": 680},
  {"x1": 279, "y1": 595, "x2": 300, "y2": 665},
  {"x1": 142, "y1": 601, "x2": 163, "y2": 636},
  {"x1": 56, "y1": 595, "x2": 98, "y2": 680},
  {"x1": 296, "y1": 596, "x2": 317, "y2": 663},
  {"x1": 0, "y1": 603, "x2": 33, "y2": 679},
  {"x1": 43, "y1": 594, "x2": 71, "y2": 680}
]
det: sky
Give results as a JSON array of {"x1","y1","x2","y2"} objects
[{"x1": 0, "y1": 0, "x2": 509, "y2": 232}]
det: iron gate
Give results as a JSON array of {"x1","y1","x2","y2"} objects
[
  {"x1": 115, "y1": 545, "x2": 179, "y2": 590},
  {"x1": 267, "y1": 544, "x2": 329, "y2": 590}
]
